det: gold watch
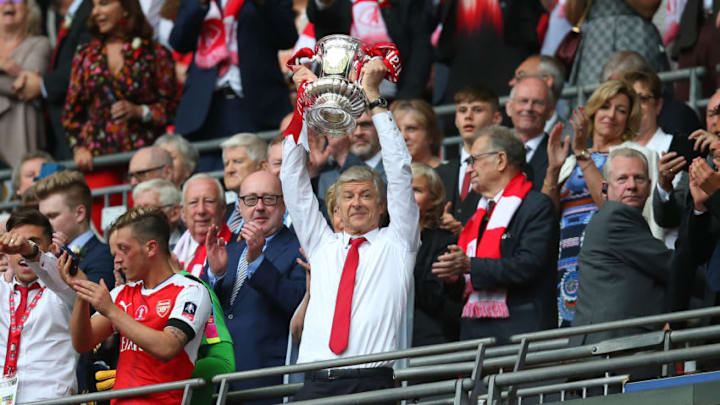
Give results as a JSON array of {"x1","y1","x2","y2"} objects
[{"x1": 575, "y1": 150, "x2": 591, "y2": 161}]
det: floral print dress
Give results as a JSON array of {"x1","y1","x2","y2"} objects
[{"x1": 62, "y1": 38, "x2": 178, "y2": 156}]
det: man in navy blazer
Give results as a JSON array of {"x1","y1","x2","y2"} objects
[
  {"x1": 169, "y1": 0, "x2": 297, "y2": 171},
  {"x1": 206, "y1": 170, "x2": 305, "y2": 403}
]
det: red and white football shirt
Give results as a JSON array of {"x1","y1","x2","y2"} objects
[{"x1": 107, "y1": 273, "x2": 211, "y2": 404}]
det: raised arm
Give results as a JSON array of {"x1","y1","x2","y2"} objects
[{"x1": 362, "y1": 60, "x2": 421, "y2": 252}]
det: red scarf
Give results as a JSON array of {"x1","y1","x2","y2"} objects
[
  {"x1": 457, "y1": 173, "x2": 531, "y2": 318},
  {"x1": 195, "y1": 0, "x2": 244, "y2": 76}
]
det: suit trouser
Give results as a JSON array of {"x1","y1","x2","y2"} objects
[{"x1": 293, "y1": 367, "x2": 395, "y2": 404}]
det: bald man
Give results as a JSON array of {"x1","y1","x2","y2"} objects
[
  {"x1": 204, "y1": 171, "x2": 305, "y2": 401},
  {"x1": 127, "y1": 146, "x2": 174, "y2": 188}
]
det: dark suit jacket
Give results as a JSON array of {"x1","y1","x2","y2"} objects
[
  {"x1": 203, "y1": 225, "x2": 305, "y2": 400},
  {"x1": 436, "y1": 159, "x2": 481, "y2": 225},
  {"x1": 658, "y1": 93, "x2": 703, "y2": 139},
  {"x1": 526, "y1": 134, "x2": 549, "y2": 192},
  {"x1": 573, "y1": 201, "x2": 714, "y2": 345},
  {"x1": 43, "y1": 0, "x2": 92, "y2": 160},
  {"x1": 79, "y1": 235, "x2": 115, "y2": 290},
  {"x1": 461, "y1": 190, "x2": 559, "y2": 343},
  {"x1": 306, "y1": 0, "x2": 433, "y2": 99},
  {"x1": 673, "y1": 0, "x2": 720, "y2": 56},
  {"x1": 170, "y1": 0, "x2": 296, "y2": 138},
  {"x1": 413, "y1": 228, "x2": 463, "y2": 346}
]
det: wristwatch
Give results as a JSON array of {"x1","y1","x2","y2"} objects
[
  {"x1": 575, "y1": 149, "x2": 591, "y2": 161},
  {"x1": 368, "y1": 97, "x2": 388, "y2": 110},
  {"x1": 21, "y1": 240, "x2": 40, "y2": 261}
]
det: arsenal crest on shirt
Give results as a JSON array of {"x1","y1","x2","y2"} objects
[{"x1": 156, "y1": 299, "x2": 172, "y2": 318}]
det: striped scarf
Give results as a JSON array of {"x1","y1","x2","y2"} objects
[{"x1": 457, "y1": 173, "x2": 532, "y2": 318}]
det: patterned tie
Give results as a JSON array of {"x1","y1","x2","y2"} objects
[
  {"x1": 329, "y1": 237, "x2": 367, "y2": 354},
  {"x1": 228, "y1": 210, "x2": 244, "y2": 234},
  {"x1": 229, "y1": 251, "x2": 248, "y2": 307},
  {"x1": 460, "y1": 169, "x2": 472, "y2": 201}
]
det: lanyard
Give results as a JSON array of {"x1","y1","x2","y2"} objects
[{"x1": 3, "y1": 286, "x2": 45, "y2": 377}]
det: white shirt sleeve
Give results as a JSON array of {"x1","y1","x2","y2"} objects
[
  {"x1": 28, "y1": 253, "x2": 75, "y2": 307},
  {"x1": 168, "y1": 282, "x2": 211, "y2": 338},
  {"x1": 280, "y1": 135, "x2": 334, "y2": 258},
  {"x1": 372, "y1": 111, "x2": 421, "y2": 252},
  {"x1": 656, "y1": 182, "x2": 671, "y2": 202}
]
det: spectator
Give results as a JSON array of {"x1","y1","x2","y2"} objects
[
  {"x1": 154, "y1": 133, "x2": 199, "y2": 188},
  {"x1": 306, "y1": 0, "x2": 433, "y2": 100},
  {"x1": 601, "y1": 50, "x2": 702, "y2": 138},
  {"x1": 173, "y1": 174, "x2": 232, "y2": 277},
  {"x1": 62, "y1": 207, "x2": 212, "y2": 403},
  {"x1": 391, "y1": 99, "x2": 444, "y2": 168},
  {"x1": 432, "y1": 125, "x2": 558, "y2": 344},
  {"x1": 127, "y1": 146, "x2": 174, "y2": 188},
  {"x1": 410, "y1": 162, "x2": 462, "y2": 346},
  {"x1": 689, "y1": 90, "x2": 720, "y2": 153},
  {"x1": 34, "y1": 171, "x2": 114, "y2": 289},
  {"x1": 572, "y1": 148, "x2": 713, "y2": 344},
  {"x1": 434, "y1": 0, "x2": 546, "y2": 102},
  {"x1": 0, "y1": 0, "x2": 50, "y2": 169},
  {"x1": 133, "y1": 179, "x2": 184, "y2": 249},
  {"x1": 61, "y1": 0, "x2": 177, "y2": 196},
  {"x1": 0, "y1": 207, "x2": 79, "y2": 402},
  {"x1": 312, "y1": 131, "x2": 351, "y2": 205},
  {"x1": 436, "y1": 85, "x2": 502, "y2": 232},
  {"x1": 673, "y1": 0, "x2": 720, "y2": 102},
  {"x1": 543, "y1": 79, "x2": 640, "y2": 326},
  {"x1": 347, "y1": 111, "x2": 387, "y2": 179},
  {"x1": 282, "y1": 60, "x2": 419, "y2": 401},
  {"x1": 508, "y1": 54, "x2": 568, "y2": 134},
  {"x1": 220, "y1": 133, "x2": 267, "y2": 231},
  {"x1": 205, "y1": 171, "x2": 305, "y2": 402},
  {"x1": 12, "y1": 0, "x2": 91, "y2": 161},
  {"x1": 10, "y1": 151, "x2": 53, "y2": 199},
  {"x1": 263, "y1": 134, "x2": 284, "y2": 178},
  {"x1": 169, "y1": 0, "x2": 297, "y2": 172},
  {"x1": 505, "y1": 76, "x2": 555, "y2": 191},
  {"x1": 564, "y1": 0, "x2": 667, "y2": 87}
]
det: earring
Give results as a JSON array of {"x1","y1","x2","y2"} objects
[{"x1": 120, "y1": 12, "x2": 129, "y2": 26}]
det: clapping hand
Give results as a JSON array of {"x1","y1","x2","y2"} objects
[
  {"x1": 547, "y1": 122, "x2": 569, "y2": 171},
  {"x1": 569, "y1": 107, "x2": 590, "y2": 155},
  {"x1": 689, "y1": 157, "x2": 720, "y2": 197},
  {"x1": 205, "y1": 224, "x2": 228, "y2": 277},
  {"x1": 689, "y1": 129, "x2": 719, "y2": 153},
  {"x1": 431, "y1": 245, "x2": 470, "y2": 278},
  {"x1": 238, "y1": 222, "x2": 266, "y2": 263},
  {"x1": 439, "y1": 202, "x2": 463, "y2": 236}
]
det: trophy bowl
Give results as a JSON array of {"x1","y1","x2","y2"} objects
[{"x1": 304, "y1": 34, "x2": 368, "y2": 137}]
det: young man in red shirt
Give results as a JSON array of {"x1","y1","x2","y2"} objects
[{"x1": 60, "y1": 207, "x2": 211, "y2": 404}]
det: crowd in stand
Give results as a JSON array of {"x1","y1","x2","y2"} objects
[{"x1": 0, "y1": 0, "x2": 719, "y2": 403}]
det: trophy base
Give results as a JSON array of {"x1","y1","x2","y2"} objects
[{"x1": 304, "y1": 77, "x2": 368, "y2": 138}]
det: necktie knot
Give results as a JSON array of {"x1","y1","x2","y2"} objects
[
  {"x1": 14, "y1": 283, "x2": 40, "y2": 295},
  {"x1": 349, "y1": 237, "x2": 367, "y2": 248}
]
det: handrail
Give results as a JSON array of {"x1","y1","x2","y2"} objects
[
  {"x1": 211, "y1": 337, "x2": 494, "y2": 384},
  {"x1": 0, "y1": 65, "x2": 713, "y2": 184},
  {"x1": 25, "y1": 378, "x2": 207, "y2": 405},
  {"x1": 408, "y1": 338, "x2": 569, "y2": 367},
  {"x1": 510, "y1": 305, "x2": 720, "y2": 343}
]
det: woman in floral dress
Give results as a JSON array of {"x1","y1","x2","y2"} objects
[{"x1": 62, "y1": 0, "x2": 177, "y2": 230}]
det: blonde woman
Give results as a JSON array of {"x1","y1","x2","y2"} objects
[
  {"x1": 0, "y1": 0, "x2": 50, "y2": 168},
  {"x1": 391, "y1": 99, "x2": 444, "y2": 168},
  {"x1": 543, "y1": 79, "x2": 640, "y2": 327},
  {"x1": 411, "y1": 163, "x2": 463, "y2": 346}
]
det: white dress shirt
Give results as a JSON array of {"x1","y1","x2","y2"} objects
[
  {"x1": 281, "y1": 111, "x2": 420, "y2": 368},
  {"x1": 364, "y1": 151, "x2": 382, "y2": 170},
  {"x1": 524, "y1": 133, "x2": 545, "y2": 163},
  {"x1": 0, "y1": 253, "x2": 78, "y2": 403}
]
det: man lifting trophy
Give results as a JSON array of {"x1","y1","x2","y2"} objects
[{"x1": 287, "y1": 34, "x2": 402, "y2": 138}]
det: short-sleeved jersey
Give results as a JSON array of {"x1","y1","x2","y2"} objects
[{"x1": 108, "y1": 273, "x2": 211, "y2": 404}]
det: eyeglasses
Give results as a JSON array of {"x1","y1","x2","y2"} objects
[
  {"x1": 238, "y1": 194, "x2": 283, "y2": 207},
  {"x1": 467, "y1": 151, "x2": 499, "y2": 166},
  {"x1": 126, "y1": 165, "x2": 167, "y2": 182}
]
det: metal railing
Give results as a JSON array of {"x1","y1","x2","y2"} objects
[{"x1": 26, "y1": 306, "x2": 720, "y2": 405}]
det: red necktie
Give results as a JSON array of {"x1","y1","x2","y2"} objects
[
  {"x1": 51, "y1": 24, "x2": 70, "y2": 69},
  {"x1": 14, "y1": 284, "x2": 39, "y2": 323},
  {"x1": 460, "y1": 170, "x2": 472, "y2": 201},
  {"x1": 329, "y1": 237, "x2": 366, "y2": 354}
]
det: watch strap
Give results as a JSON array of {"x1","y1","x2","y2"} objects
[{"x1": 368, "y1": 97, "x2": 388, "y2": 110}]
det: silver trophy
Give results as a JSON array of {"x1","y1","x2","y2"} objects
[{"x1": 303, "y1": 35, "x2": 368, "y2": 138}]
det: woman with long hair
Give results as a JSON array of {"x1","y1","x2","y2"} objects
[{"x1": 392, "y1": 99, "x2": 444, "y2": 168}]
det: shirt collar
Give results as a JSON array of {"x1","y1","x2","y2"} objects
[
  {"x1": 69, "y1": 230, "x2": 94, "y2": 251},
  {"x1": 12, "y1": 277, "x2": 44, "y2": 289},
  {"x1": 341, "y1": 227, "x2": 380, "y2": 247},
  {"x1": 67, "y1": 0, "x2": 83, "y2": 19},
  {"x1": 364, "y1": 151, "x2": 382, "y2": 170},
  {"x1": 524, "y1": 132, "x2": 545, "y2": 153},
  {"x1": 478, "y1": 188, "x2": 504, "y2": 210},
  {"x1": 460, "y1": 147, "x2": 470, "y2": 165}
]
